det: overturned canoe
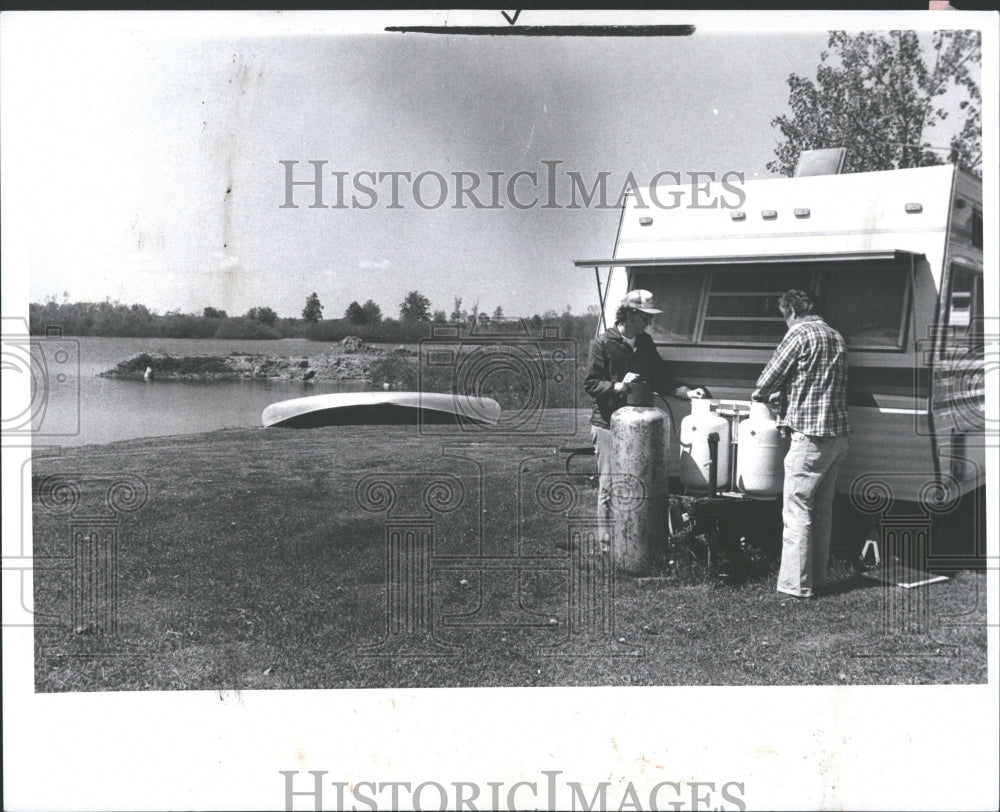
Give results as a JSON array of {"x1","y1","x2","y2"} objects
[{"x1": 261, "y1": 391, "x2": 502, "y2": 428}]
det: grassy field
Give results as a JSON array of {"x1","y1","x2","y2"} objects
[{"x1": 32, "y1": 410, "x2": 987, "y2": 691}]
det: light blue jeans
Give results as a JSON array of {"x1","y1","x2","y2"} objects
[
  {"x1": 592, "y1": 425, "x2": 613, "y2": 546},
  {"x1": 777, "y1": 432, "x2": 850, "y2": 597}
]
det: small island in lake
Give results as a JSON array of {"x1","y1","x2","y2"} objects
[{"x1": 99, "y1": 336, "x2": 416, "y2": 384}]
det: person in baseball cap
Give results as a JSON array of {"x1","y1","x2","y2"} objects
[
  {"x1": 619, "y1": 289, "x2": 663, "y2": 315},
  {"x1": 580, "y1": 288, "x2": 707, "y2": 553}
]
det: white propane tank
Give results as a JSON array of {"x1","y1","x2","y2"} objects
[
  {"x1": 736, "y1": 402, "x2": 789, "y2": 496},
  {"x1": 610, "y1": 385, "x2": 671, "y2": 574},
  {"x1": 679, "y1": 398, "x2": 730, "y2": 493}
]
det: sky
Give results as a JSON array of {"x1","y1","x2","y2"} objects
[{"x1": 0, "y1": 10, "x2": 986, "y2": 322}]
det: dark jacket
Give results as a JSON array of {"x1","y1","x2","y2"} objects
[{"x1": 584, "y1": 327, "x2": 687, "y2": 428}]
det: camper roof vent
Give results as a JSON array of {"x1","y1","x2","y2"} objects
[{"x1": 794, "y1": 148, "x2": 847, "y2": 177}]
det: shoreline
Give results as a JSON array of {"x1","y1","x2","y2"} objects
[{"x1": 36, "y1": 408, "x2": 596, "y2": 453}]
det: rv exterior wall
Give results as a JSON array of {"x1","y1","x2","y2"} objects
[{"x1": 592, "y1": 164, "x2": 986, "y2": 504}]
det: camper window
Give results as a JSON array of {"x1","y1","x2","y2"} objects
[
  {"x1": 632, "y1": 257, "x2": 910, "y2": 350},
  {"x1": 821, "y1": 263, "x2": 909, "y2": 349},
  {"x1": 951, "y1": 199, "x2": 983, "y2": 251},
  {"x1": 945, "y1": 265, "x2": 983, "y2": 337},
  {"x1": 701, "y1": 268, "x2": 800, "y2": 343},
  {"x1": 633, "y1": 269, "x2": 703, "y2": 343},
  {"x1": 937, "y1": 264, "x2": 984, "y2": 364}
]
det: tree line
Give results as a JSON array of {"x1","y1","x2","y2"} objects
[
  {"x1": 29, "y1": 298, "x2": 295, "y2": 340},
  {"x1": 28, "y1": 292, "x2": 600, "y2": 346}
]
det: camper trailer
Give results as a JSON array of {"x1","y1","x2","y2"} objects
[{"x1": 577, "y1": 162, "x2": 986, "y2": 558}]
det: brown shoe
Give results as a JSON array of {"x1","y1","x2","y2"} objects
[{"x1": 775, "y1": 591, "x2": 813, "y2": 601}]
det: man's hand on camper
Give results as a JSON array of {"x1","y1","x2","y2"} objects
[{"x1": 673, "y1": 386, "x2": 705, "y2": 400}]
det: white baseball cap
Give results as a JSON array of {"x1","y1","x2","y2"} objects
[{"x1": 621, "y1": 289, "x2": 663, "y2": 314}]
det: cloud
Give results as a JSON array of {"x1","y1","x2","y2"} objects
[
  {"x1": 216, "y1": 252, "x2": 242, "y2": 272},
  {"x1": 358, "y1": 260, "x2": 391, "y2": 270}
]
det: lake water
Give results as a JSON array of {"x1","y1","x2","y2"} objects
[{"x1": 18, "y1": 336, "x2": 387, "y2": 448}]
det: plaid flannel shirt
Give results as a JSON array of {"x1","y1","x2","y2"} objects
[{"x1": 755, "y1": 316, "x2": 851, "y2": 437}]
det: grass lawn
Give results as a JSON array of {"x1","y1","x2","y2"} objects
[{"x1": 32, "y1": 410, "x2": 987, "y2": 690}]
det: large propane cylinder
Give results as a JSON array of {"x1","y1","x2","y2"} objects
[
  {"x1": 610, "y1": 383, "x2": 671, "y2": 574},
  {"x1": 679, "y1": 398, "x2": 730, "y2": 493},
  {"x1": 736, "y1": 401, "x2": 789, "y2": 496}
]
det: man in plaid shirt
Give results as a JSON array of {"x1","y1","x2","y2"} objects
[{"x1": 752, "y1": 289, "x2": 851, "y2": 599}]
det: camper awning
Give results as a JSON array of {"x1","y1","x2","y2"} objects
[{"x1": 574, "y1": 249, "x2": 920, "y2": 268}]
